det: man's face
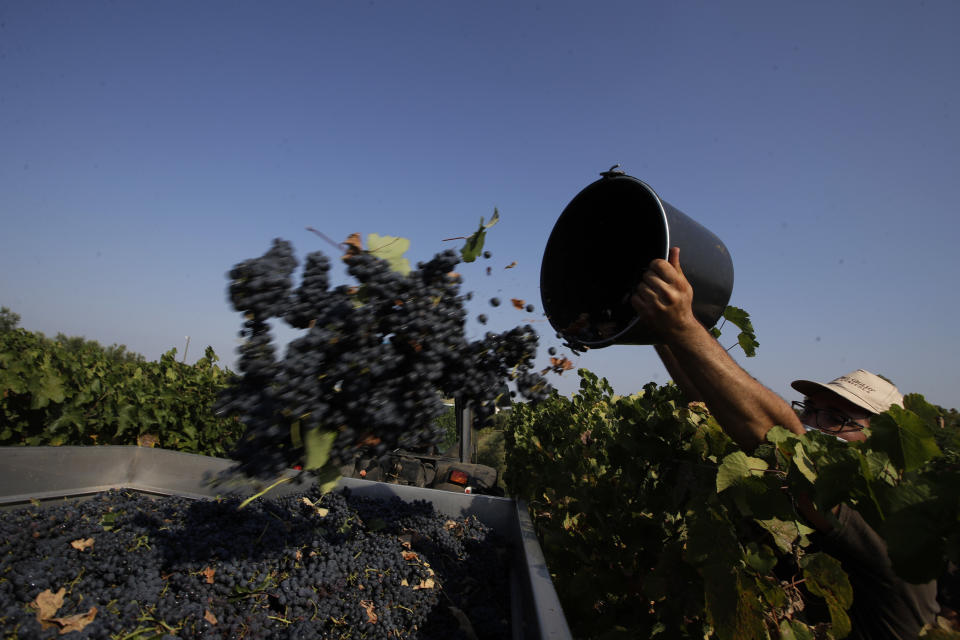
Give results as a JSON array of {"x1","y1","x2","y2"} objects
[{"x1": 797, "y1": 390, "x2": 873, "y2": 442}]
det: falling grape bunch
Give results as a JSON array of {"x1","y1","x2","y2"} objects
[{"x1": 215, "y1": 222, "x2": 553, "y2": 481}]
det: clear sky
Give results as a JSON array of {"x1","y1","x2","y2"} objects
[{"x1": 2, "y1": 1, "x2": 958, "y2": 409}]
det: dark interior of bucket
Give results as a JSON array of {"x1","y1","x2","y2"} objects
[{"x1": 540, "y1": 178, "x2": 667, "y2": 346}]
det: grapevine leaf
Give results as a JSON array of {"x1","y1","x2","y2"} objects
[
  {"x1": 303, "y1": 427, "x2": 336, "y2": 471},
  {"x1": 879, "y1": 477, "x2": 948, "y2": 583},
  {"x1": 778, "y1": 619, "x2": 816, "y2": 640},
  {"x1": 756, "y1": 517, "x2": 814, "y2": 554},
  {"x1": 480, "y1": 207, "x2": 500, "y2": 230},
  {"x1": 460, "y1": 208, "x2": 499, "y2": 263},
  {"x1": 744, "y1": 542, "x2": 777, "y2": 574},
  {"x1": 801, "y1": 552, "x2": 853, "y2": 638},
  {"x1": 367, "y1": 233, "x2": 412, "y2": 276},
  {"x1": 792, "y1": 441, "x2": 818, "y2": 484},
  {"x1": 701, "y1": 565, "x2": 768, "y2": 640},
  {"x1": 902, "y1": 393, "x2": 942, "y2": 431},
  {"x1": 686, "y1": 506, "x2": 739, "y2": 567},
  {"x1": 114, "y1": 404, "x2": 136, "y2": 438},
  {"x1": 313, "y1": 460, "x2": 342, "y2": 495},
  {"x1": 883, "y1": 508, "x2": 947, "y2": 584},
  {"x1": 716, "y1": 451, "x2": 768, "y2": 492},
  {"x1": 30, "y1": 372, "x2": 66, "y2": 409},
  {"x1": 722, "y1": 306, "x2": 759, "y2": 357},
  {"x1": 290, "y1": 420, "x2": 303, "y2": 449},
  {"x1": 30, "y1": 588, "x2": 66, "y2": 625},
  {"x1": 868, "y1": 406, "x2": 941, "y2": 473}
]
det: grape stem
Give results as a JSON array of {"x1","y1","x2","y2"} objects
[{"x1": 238, "y1": 476, "x2": 294, "y2": 510}]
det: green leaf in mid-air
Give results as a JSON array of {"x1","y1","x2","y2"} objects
[
  {"x1": 367, "y1": 233, "x2": 411, "y2": 276},
  {"x1": 460, "y1": 208, "x2": 500, "y2": 263},
  {"x1": 304, "y1": 427, "x2": 336, "y2": 471}
]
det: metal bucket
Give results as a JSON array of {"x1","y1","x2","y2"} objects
[{"x1": 540, "y1": 168, "x2": 734, "y2": 347}]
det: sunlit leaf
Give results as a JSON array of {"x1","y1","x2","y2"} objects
[
  {"x1": 367, "y1": 233, "x2": 411, "y2": 276},
  {"x1": 304, "y1": 427, "x2": 336, "y2": 471},
  {"x1": 903, "y1": 393, "x2": 942, "y2": 431},
  {"x1": 722, "y1": 306, "x2": 758, "y2": 357},
  {"x1": 460, "y1": 208, "x2": 500, "y2": 262},
  {"x1": 31, "y1": 372, "x2": 65, "y2": 409},
  {"x1": 716, "y1": 451, "x2": 768, "y2": 492}
]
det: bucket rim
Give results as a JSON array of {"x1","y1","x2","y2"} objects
[{"x1": 556, "y1": 174, "x2": 670, "y2": 349}]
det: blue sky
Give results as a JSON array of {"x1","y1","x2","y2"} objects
[{"x1": 2, "y1": 1, "x2": 958, "y2": 409}]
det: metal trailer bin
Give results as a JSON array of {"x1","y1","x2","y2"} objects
[{"x1": 0, "y1": 446, "x2": 572, "y2": 640}]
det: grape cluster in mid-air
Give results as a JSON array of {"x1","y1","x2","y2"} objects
[{"x1": 216, "y1": 238, "x2": 552, "y2": 480}]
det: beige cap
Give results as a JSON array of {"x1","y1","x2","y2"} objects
[{"x1": 791, "y1": 369, "x2": 904, "y2": 415}]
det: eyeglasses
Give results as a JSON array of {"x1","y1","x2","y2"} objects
[{"x1": 791, "y1": 400, "x2": 868, "y2": 433}]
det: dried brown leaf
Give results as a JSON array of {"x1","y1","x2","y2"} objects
[
  {"x1": 360, "y1": 600, "x2": 378, "y2": 623},
  {"x1": 342, "y1": 232, "x2": 364, "y2": 259},
  {"x1": 70, "y1": 538, "x2": 94, "y2": 551},
  {"x1": 50, "y1": 607, "x2": 97, "y2": 634},
  {"x1": 510, "y1": 298, "x2": 525, "y2": 310},
  {"x1": 413, "y1": 577, "x2": 436, "y2": 590},
  {"x1": 504, "y1": 261, "x2": 517, "y2": 269},
  {"x1": 541, "y1": 356, "x2": 575, "y2": 376},
  {"x1": 30, "y1": 588, "x2": 65, "y2": 624},
  {"x1": 203, "y1": 566, "x2": 216, "y2": 584},
  {"x1": 204, "y1": 609, "x2": 218, "y2": 625}
]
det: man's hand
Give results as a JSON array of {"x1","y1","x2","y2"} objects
[{"x1": 630, "y1": 247, "x2": 698, "y2": 343}]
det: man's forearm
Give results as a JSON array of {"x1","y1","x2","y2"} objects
[
  {"x1": 665, "y1": 322, "x2": 805, "y2": 450},
  {"x1": 654, "y1": 344, "x2": 703, "y2": 402}
]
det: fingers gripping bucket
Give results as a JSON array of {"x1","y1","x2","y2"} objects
[{"x1": 540, "y1": 170, "x2": 734, "y2": 347}]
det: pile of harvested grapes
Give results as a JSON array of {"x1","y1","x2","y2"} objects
[{"x1": 0, "y1": 485, "x2": 512, "y2": 639}]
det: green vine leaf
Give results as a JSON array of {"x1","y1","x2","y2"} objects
[
  {"x1": 778, "y1": 619, "x2": 817, "y2": 640},
  {"x1": 716, "y1": 451, "x2": 768, "y2": 492},
  {"x1": 367, "y1": 233, "x2": 411, "y2": 276},
  {"x1": 460, "y1": 208, "x2": 499, "y2": 263},
  {"x1": 868, "y1": 406, "x2": 942, "y2": 473},
  {"x1": 801, "y1": 552, "x2": 853, "y2": 638},
  {"x1": 303, "y1": 427, "x2": 336, "y2": 472},
  {"x1": 721, "y1": 306, "x2": 758, "y2": 357}
]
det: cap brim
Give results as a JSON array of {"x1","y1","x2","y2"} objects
[{"x1": 790, "y1": 379, "x2": 877, "y2": 414}]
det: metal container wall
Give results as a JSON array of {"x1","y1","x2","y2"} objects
[{"x1": 0, "y1": 446, "x2": 572, "y2": 640}]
